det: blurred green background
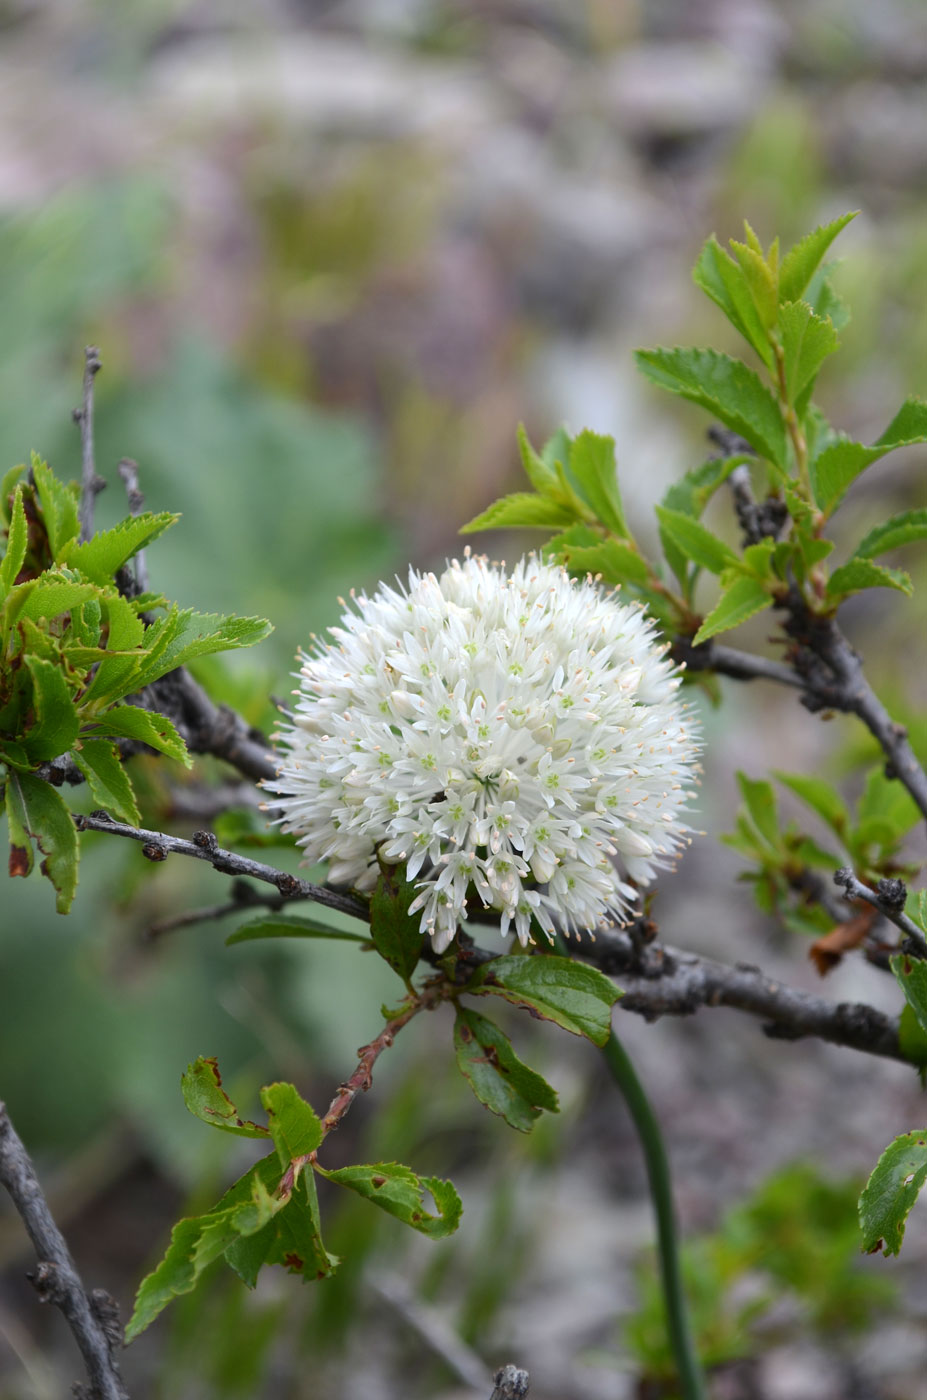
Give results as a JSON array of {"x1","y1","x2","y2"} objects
[{"x1": 2, "y1": 2, "x2": 927, "y2": 1396}]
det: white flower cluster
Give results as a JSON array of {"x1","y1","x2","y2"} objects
[{"x1": 269, "y1": 554, "x2": 699, "y2": 952}]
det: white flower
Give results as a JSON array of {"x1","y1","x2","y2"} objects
[{"x1": 268, "y1": 553, "x2": 699, "y2": 953}]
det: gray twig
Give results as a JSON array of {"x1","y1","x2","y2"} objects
[
  {"x1": 75, "y1": 814, "x2": 910, "y2": 1063},
  {"x1": 0, "y1": 1103, "x2": 128, "y2": 1400},
  {"x1": 145, "y1": 878, "x2": 289, "y2": 940},
  {"x1": 369, "y1": 1272, "x2": 488, "y2": 1392},
  {"x1": 73, "y1": 813, "x2": 367, "y2": 922},
  {"x1": 833, "y1": 869, "x2": 927, "y2": 956},
  {"x1": 490, "y1": 1365, "x2": 530, "y2": 1399},
  {"x1": 673, "y1": 636, "x2": 801, "y2": 690},
  {"x1": 116, "y1": 458, "x2": 148, "y2": 592},
  {"x1": 75, "y1": 346, "x2": 104, "y2": 543}
]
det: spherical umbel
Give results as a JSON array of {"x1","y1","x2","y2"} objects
[{"x1": 268, "y1": 554, "x2": 700, "y2": 952}]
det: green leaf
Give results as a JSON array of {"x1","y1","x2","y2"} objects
[
  {"x1": 853, "y1": 508, "x2": 927, "y2": 561},
  {"x1": 20, "y1": 654, "x2": 80, "y2": 761},
  {"x1": 892, "y1": 956, "x2": 927, "y2": 1038},
  {"x1": 774, "y1": 772, "x2": 849, "y2": 836},
  {"x1": 31, "y1": 457, "x2": 80, "y2": 559},
  {"x1": 567, "y1": 431, "x2": 628, "y2": 536},
  {"x1": 80, "y1": 704, "x2": 190, "y2": 765},
  {"x1": 898, "y1": 1004, "x2": 927, "y2": 1068},
  {"x1": 826, "y1": 560, "x2": 913, "y2": 600},
  {"x1": 260, "y1": 1082, "x2": 322, "y2": 1166},
  {"x1": 692, "y1": 574, "x2": 772, "y2": 645},
  {"x1": 460, "y1": 493, "x2": 578, "y2": 534},
  {"x1": 251, "y1": 1168, "x2": 338, "y2": 1281},
  {"x1": 654, "y1": 506, "x2": 738, "y2": 575},
  {"x1": 126, "y1": 1155, "x2": 283, "y2": 1340},
  {"x1": 736, "y1": 773, "x2": 780, "y2": 849},
  {"x1": 778, "y1": 213, "x2": 857, "y2": 304},
  {"x1": 181, "y1": 1057, "x2": 271, "y2": 1139},
  {"x1": 810, "y1": 398, "x2": 927, "y2": 514},
  {"x1": 226, "y1": 915, "x2": 372, "y2": 947},
  {"x1": 729, "y1": 234, "x2": 778, "y2": 330},
  {"x1": 0, "y1": 484, "x2": 27, "y2": 596},
  {"x1": 662, "y1": 455, "x2": 745, "y2": 521},
  {"x1": 692, "y1": 236, "x2": 774, "y2": 367},
  {"x1": 777, "y1": 300, "x2": 839, "y2": 405},
  {"x1": 124, "y1": 608, "x2": 273, "y2": 693},
  {"x1": 370, "y1": 866, "x2": 424, "y2": 983},
  {"x1": 61, "y1": 512, "x2": 179, "y2": 585},
  {"x1": 465, "y1": 954, "x2": 622, "y2": 1046},
  {"x1": 72, "y1": 738, "x2": 140, "y2": 825},
  {"x1": 548, "y1": 534, "x2": 650, "y2": 586},
  {"x1": 908, "y1": 891, "x2": 927, "y2": 936},
  {"x1": 11, "y1": 575, "x2": 101, "y2": 627},
  {"x1": 852, "y1": 769, "x2": 921, "y2": 854},
  {"x1": 859, "y1": 1132, "x2": 927, "y2": 1256},
  {"x1": 4, "y1": 769, "x2": 79, "y2": 912},
  {"x1": 453, "y1": 1006, "x2": 559, "y2": 1132},
  {"x1": 635, "y1": 348, "x2": 788, "y2": 469},
  {"x1": 516, "y1": 423, "x2": 559, "y2": 496},
  {"x1": 318, "y1": 1162, "x2": 462, "y2": 1240}
]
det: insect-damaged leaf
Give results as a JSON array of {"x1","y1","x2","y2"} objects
[
  {"x1": 859, "y1": 1132, "x2": 927, "y2": 1257},
  {"x1": 454, "y1": 1006, "x2": 559, "y2": 1132},
  {"x1": 4, "y1": 769, "x2": 79, "y2": 913},
  {"x1": 181, "y1": 1057, "x2": 270, "y2": 1139},
  {"x1": 317, "y1": 1161, "x2": 462, "y2": 1240}
]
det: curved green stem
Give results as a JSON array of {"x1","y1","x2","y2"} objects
[{"x1": 603, "y1": 1029, "x2": 708, "y2": 1400}]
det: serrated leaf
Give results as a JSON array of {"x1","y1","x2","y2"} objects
[
  {"x1": 662, "y1": 455, "x2": 745, "y2": 520},
  {"x1": 318, "y1": 1162, "x2": 462, "y2": 1240},
  {"x1": 181, "y1": 1057, "x2": 270, "y2": 1139},
  {"x1": 899, "y1": 1004, "x2": 927, "y2": 1068},
  {"x1": 778, "y1": 300, "x2": 839, "y2": 404},
  {"x1": 516, "y1": 424, "x2": 559, "y2": 496},
  {"x1": 69, "y1": 598, "x2": 102, "y2": 648},
  {"x1": 71, "y1": 738, "x2": 140, "y2": 825},
  {"x1": 567, "y1": 431, "x2": 628, "y2": 536},
  {"x1": 729, "y1": 236, "x2": 778, "y2": 330},
  {"x1": 460, "y1": 493, "x2": 578, "y2": 534},
  {"x1": 778, "y1": 213, "x2": 857, "y2": 304},
  {"x1": 775, "y1": 772, "x2": 849, "y2": 836},
  {"x1": 736, "y1": 772, "x2": 780, "y2": 848},
  {"x1": 370, "y1": 866, "x2": 424, "y2": 983},
  {"x1": 80, "y1": 704, "x2": 190, "y2": 765},
  {"x1": 226, "y1": 914, "x2": 371, "y2": 947},
  {"x1": 20, "y1": 654, "x2": 80, "y2": 761},
  {"x1": 692, "y1": 574, "x2": 772, "y2": 644},
  {"x1": 908, "y1": 891, "x2": 927, "y2": 936},
  {"x1": 859, "y1": 1132, "x2": 927, "y2": 1256},
  {"x1": 454, "y1": 1006, "x2": 559, "y2": 1132},
  {"x1": 62, "y1": 512, "x2": 179, "y2": 585},
  {"x1": 0, "y1": 484, "x2": 27, "y2": 596},
  {"x1": 811, "y1": 398, "x2": 927, "y2": 514},
  {"x1": 257, "y1": 1169, "x2": 338, "y2": 1280},
  {"x1": 550, "y1": 535, "x2": 650, "y2": 585},
  {"x1": 11, "y1": 575, "x2": 101, "y2": 627},
  {"x1": 125, "y1": 1155, "x2": 283, "y2": 1340},
  {"x1": 31, "y1": 457, "x2": 80, "y2": 559},
  {"x1": 852, "y1": 769, "x2": 921, "y2": 855},
  {"x1": 465, "y1": 954, "x2": 622, "y2": 1045},
  {"x1": 4, "y1": 769, "x2": 79, "y2": 912},
  {"x1": 853, "y1": 508, "x2": 927, "y2": 561},
  {"x1": 124, "y1": 608, "x2": 273, "y2": 693},
  {"x1": 260, "y1": 1082, "x2": 322, "y2": 1166},
  {"x1": 826, "y1": 560, "x2": 913, "y2": 600},
  {"x1": 892, "y1": 956, "x2": 927, "y2": 1038},
  {"x1": 692, "y1": 236, "x2": 774, "y2": 367},
  {"x1": 635, "y1": 348, "x2": 787, "y2": 468},
  {"x1": 655, "y1": 506, "x2": 738, "y2": 575}
]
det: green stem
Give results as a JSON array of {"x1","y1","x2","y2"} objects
[{"x1": 603, "y1": 1030, "x2": 708, "y2": 1400}]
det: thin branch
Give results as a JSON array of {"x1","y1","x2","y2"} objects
[
  {"x1": 75, "y1": 347, "x2": 104, "y2": 543},
  {"x1": 116, "y1": 458, "x2": 148, "y2": 592},
  {"x1": 672, "y1": 636, "x2": 801, "y2": 689},
  {"x1": 145, "y1": 877, "x2": 289, "y2": 941},
  {"x1": 0, "y1": 1103, "x2": 128, "y2": 1400},
  {"x1": 368, "y1": 1272, "x2": 487, "y2": 1392},
  {"x1": 73, "y1": 813, "x2": 367, "y2": 921},
  {"x1": 833, "y1": 869, "x2": 927, "y2": 956},
  {"x1": 76, "y1": 814, "x2": 912, "y2": 1063}
]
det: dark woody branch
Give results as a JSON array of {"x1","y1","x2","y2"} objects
[
  {"x1": 75, "y1": 814, "x2": 910, "y2": 1065},
  {"x1": 0, "y1": 1102, "x2": 128, "y2": 1400}
]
